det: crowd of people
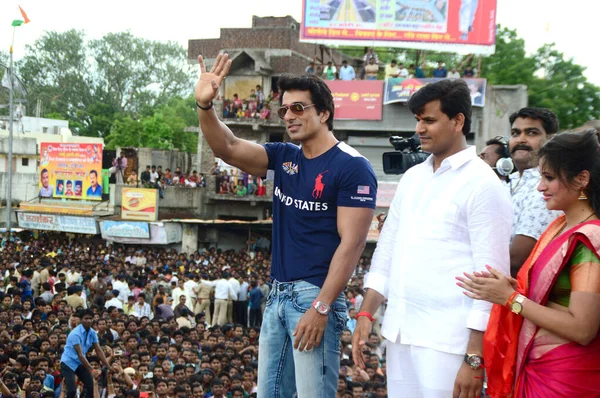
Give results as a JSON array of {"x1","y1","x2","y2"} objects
[
  {"x1": 0, "y1": 235, "x2": 386, "y2": 398},
  {"x1": 209, "y1": 163, "x2": 266, "y2": 197},
  {"x1": 4, "y1": 49, "x2": 600, "y2": 398},
  {"x1": 114, "y1": 165, "x2": 207, "y2": 199},
  {"x1": 304, "y1": 49, "x2": 477, "y2": 81},
  {"x1": 222, "y1": 85, "x2": 277, "y2": 121}
]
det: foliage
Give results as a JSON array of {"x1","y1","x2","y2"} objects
[
  {"x1": 482, "y1": 26, "x2": 600, "y2": 129},
  {"x1": 18, "y1": 30, "x2": 93, "y2": 128},
  {"x1": 13, "y1": 29, "x2": 197, "y2": 151},
  {"x1": 104, "y1": 96, "x2": 197, "y2": 152},
  {"x1": 480, "y1": 27, "x2": 537, "y2": 86}
]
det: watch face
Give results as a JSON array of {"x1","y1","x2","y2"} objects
[
  {"x1": 318, "y1": 303, "x2": 328, "y2": 313},
  {"x1": 511, "y1": 302, "x2": 523, "y2": 314},
  {"x1": 469, "y1": 356, "x2": 482, "y2": 368}
]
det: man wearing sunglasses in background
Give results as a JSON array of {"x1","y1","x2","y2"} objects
[{"x1": 194, "y1": 53, "x2": 377, "y2": 397}]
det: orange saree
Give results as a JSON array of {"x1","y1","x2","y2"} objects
[{"x1": 484, "y1": 216, "x2": 600, "y2": 397}]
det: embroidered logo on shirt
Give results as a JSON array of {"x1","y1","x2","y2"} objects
[
  {"x1": 357, "y1": 185, "x2": 370, "y2": 195},
  {"x1": 282, "y1": 162, "x2": 298, "y2": 175},
  {"x1": 312, "y1": 171, "x2": 328, "y2": 199}
]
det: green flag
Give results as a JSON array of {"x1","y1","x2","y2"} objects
[{"x1": 11, "y1": 19, "x2": 23, "y2": 27}]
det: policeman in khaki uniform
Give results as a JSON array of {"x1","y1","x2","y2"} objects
[
  {"x1": 194, "y1": 274, "x2": 214, "y2": 325},
  {"x1": 66, "y1": 285, "x2": 85, "y2": 310}
]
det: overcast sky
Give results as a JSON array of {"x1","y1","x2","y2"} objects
[{"x1": 1, "y1": 0, "x2": 598, "y2": 84}]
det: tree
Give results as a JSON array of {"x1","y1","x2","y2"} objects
[
  {"x1": 17, "y1": 30, "x2": 93, "y2": 131},
  {"x1": 482, "y1": 27, "x2": 600, "y2": 129},
  {"x1": 14, "y1": 30, "x2": 195, "y2": 141},
  {"x1": 0, "y1": 50, "x2": 8, "y2": 116},
  {"x1": 480, "y1": 26, "x2": 537, "y2": 86},
  {"x1": 529, "y1": 44, "x2": 600, "y2": 129},
  {"x1": 89, "y1": 32, "x2": 194, "y2": 115},
  {"x1": 104, "y1": 96, "x2": 197, "y2": 152},
  {"x1": 104, "y1": 116, "x2": 144, "y2": 149}
]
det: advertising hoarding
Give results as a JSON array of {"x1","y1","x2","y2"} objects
[
  {"x1": 384, "y1": 77, "x2": 486, "y2": 106},
  {"x1": 325, "y1": 80, "x2": 384, "y2": 120},
  {"x1": 121, "y1": 188, "x2": 159, "y2": 222},
  {"x1": 17, "y1": 212, "x2": 99, "y2": 234},
  {"x1": 39, "y1": 143, "x2": 104, "y2": 201},
  {"x1": 301, "y1": 0, "x2": 497, "y2": 55},
  {"x1": 102, "y1": 221, "x2": 151, "y2": 238},
  {"x1": 100, "y1": 222, "x2": 181, "y2": 244}
]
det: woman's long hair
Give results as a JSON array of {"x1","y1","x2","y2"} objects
[{"x1": 538, "y1": 129, "x2": 600, "y2": 215}]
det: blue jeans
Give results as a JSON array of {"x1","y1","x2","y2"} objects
[{"x1": 257, "y1": 280, "x2": 347, "y2": 398}]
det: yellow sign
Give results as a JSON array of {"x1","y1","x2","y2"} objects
[
  {"x1": 19, "y1": 202, "x2": 94, "y2": 216},
  {"x1": 121, "y1": 188, "x2": 159, "y2": 222}
]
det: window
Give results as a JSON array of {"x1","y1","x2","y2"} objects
[
  {"x1": 21, "y1": 158, "x2": 29, "y2": 166},
  {"x1": 43, "y1": 127, "x2": 48, "y2": 133}
]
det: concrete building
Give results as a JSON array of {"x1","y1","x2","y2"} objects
[
  {"x1": 188, "y1": 15, "x2": 357, "y2": 97},
  {"x1": 0, "y1": 136, "x2": 38, "y2": 204}
]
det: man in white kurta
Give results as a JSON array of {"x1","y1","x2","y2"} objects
[{"x1": 352, "y1": 79, "x2": 512, "y2": 397}]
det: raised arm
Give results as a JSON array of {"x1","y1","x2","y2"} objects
[{"x1": 195, "y1": 53, "x2": 269, "y2": 177}]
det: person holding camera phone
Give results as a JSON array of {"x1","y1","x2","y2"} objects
[{"x1": 60, "y1": 309, "x2": 111, "y2": 398}]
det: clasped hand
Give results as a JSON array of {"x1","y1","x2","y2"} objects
[{"x1": 456, "y1": 265, "x2": 517, "y2": 306}]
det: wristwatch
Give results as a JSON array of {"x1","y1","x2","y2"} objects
[
  {"x1": 312, "y1": 300, "x2": 331, "y2": 315},
  {"x1": 510, "y1": 294, "x2": 526, "y2": 315},
  {"x1": 464, "y1": 353, "x2": 484, "y2": 370}
]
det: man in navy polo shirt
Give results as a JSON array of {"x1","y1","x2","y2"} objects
[
  {"x1": 60, "y1": 309, "x2": 111, "y2": 398},
  {"x1": 195, "y1": 53, "x2": 377, "y2": 397}
]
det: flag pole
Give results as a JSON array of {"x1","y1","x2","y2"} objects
[{"x1": 6, "y1": 24, "x2": 18, "y2": 238}]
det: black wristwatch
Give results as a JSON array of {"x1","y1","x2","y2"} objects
[{"x1": 464, "y1": 353, "x2": 484, "y2": 369}]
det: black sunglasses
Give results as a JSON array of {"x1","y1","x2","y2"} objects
[{"x1": 277, "y1": 103, "x2": 316, "y2": 119}]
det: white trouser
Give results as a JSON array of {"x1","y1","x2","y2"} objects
[
  {"x1": 459, "y1": 0, "x2": 479, "y2": 33},
  {"x1": 386, "y1": 339, "x2": 463, "y2": 398}
]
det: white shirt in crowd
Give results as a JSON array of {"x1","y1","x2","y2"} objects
[
  {"x1": 172, "y1": 286, "x2": 186, "y2": 308},
  {"x1": 183, "y1": 279, "x2": 198, "y2": 308},
  {"x1": 105, "y1": 297, "x2": 123, "y2": 310},
  {"x1": 112, "y1": 279, "x2": 130, "y2": 303},
  {"x1": 447, "y1": 70, "x2": 461, "y2": 79},
  {"x1": 238, "y1": 280, "x2": 249, "y2": 301},
  {"x1": 339, "y1": 65, "x2": 356, "y2": 80},
  {"x1": 204, "y1": 279, "x2": 236, "y2": 300},
  {"x1": 354, "y1": 293, "x2": 364, "y2": 311},
  {"x1": 132, "y1": 302, "x2": 153, "y2": 319},
  {"x1": 365, "y1": 147, "x2": 512, "y2": 355},
  {"x1": 398, "y1": 67, "x2": 409, "y2": 78},
  {"x1": 509, "y1": 168, "x2": 562, "y2": 240},
  {"x1": 228, "y1": 277, "x2": 241, "y2": 301}
]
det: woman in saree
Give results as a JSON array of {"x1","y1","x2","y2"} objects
[{"x1": 457, "y1": 130, "x2": 600, "y2": 397}]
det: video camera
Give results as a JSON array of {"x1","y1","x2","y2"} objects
[{"x1": 382, "y1": 135, "x2": 429, "y2": 174}]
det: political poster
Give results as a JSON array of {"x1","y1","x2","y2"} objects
[
  {"x1": 121, "y1": 188, "x2": 159, "y2": 222},
  {"x1": 301, "y1": 0, "x2": 497, "y2": 55},
  {"x1": 325, "y1": 80, "x2": 384, "y2": 120},
  {"x1": 384, "y1": 77, "x2": 486, "y2": 107},
  {"x1": 38, "y1": 143, "x2": 104, "y2": 201}
]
